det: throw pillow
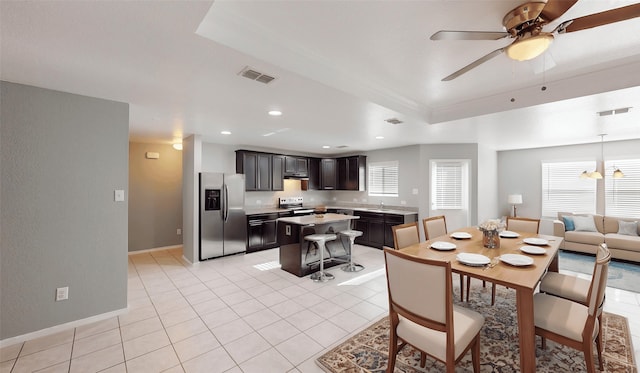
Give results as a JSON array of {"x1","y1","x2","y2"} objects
[
  {"x1": 562, "y1": 216, "x2": 575, "y2": 231},
  {"x1": 572, "y1": 215, "x2": 598, "y2": 232},
  {"x1": 618, "y1": 220, "x2": 639, "y2": 236}
]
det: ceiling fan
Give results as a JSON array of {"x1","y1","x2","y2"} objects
[{"x1": 431, "y1": 0, "x2": 640, "y2": 81}]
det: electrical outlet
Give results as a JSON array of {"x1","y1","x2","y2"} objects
[
  {"x1": 56, "y1": 287, "x2": 68, "y2": 301},
  {"x1": 177, "y1": 228, "x2": 182, "y2": 235}
]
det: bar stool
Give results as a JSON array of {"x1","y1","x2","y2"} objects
[
  {"x1": 339, "y1": 230, "x2": 364, "y2": 272},
  {"x1": 304, "y1": 233, "x2": 337, "y2": 282}
]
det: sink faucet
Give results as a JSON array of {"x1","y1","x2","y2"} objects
[{"x1": 379, "y1": 201, "x2": 384, "y2": 210}]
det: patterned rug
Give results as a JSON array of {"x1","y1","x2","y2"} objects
[{"x1": 316, "y1": 286, "x2": 637, "y2": 372}]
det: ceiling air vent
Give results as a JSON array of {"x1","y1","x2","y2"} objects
[
  {"x1": 598, "y1": 107, "x2": 631, "y2": 116},
  {"x1": 385, "y1": 118, "x2": 403, "y2": 125},
  {"x1": 335, "y1": 145, "x2": 349, "y2": 149},
  {"x1": 238, "y1": 66, "x2": 276, "y2": 84}
]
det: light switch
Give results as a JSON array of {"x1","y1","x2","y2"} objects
[{"x1": 114, "y1": 190, "x2": 125, "y2": 202}]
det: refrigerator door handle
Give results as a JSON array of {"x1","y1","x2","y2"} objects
[{"x1": 223, "y1": 183, "x2": 229, "y2": 223}]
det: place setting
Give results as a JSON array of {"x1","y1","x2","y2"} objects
[
  {"x1": 450, "y1": 231, "x2": 473, "y2": 240},
  {"x1": 499, "y1": 230, "x2": 519, "y2": 238},
  {"x1": 430, "y1": 241, "x2": 457, "y2": 251}
]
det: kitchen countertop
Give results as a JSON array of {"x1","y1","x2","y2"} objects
[
  {"x1": 277, "y1": 213, "x2": 359, "y2": 225},
  {"x1": 245, "y1": 205, "x2": 418, "y2": 216}
]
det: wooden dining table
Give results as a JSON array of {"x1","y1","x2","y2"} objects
[{"x1": 399, "y1": 226, "x2": 563, "y2": 373}]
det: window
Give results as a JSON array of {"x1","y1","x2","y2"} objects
[
  {"x1": 368, "y1": 161, "x2": 398, "y2": 197},
  {"x1": 605, "y1": 158, "x2": 640, "y2": 218},
  {"x1": 431, "y1": 160, "x2": 468, "y2": 210},
  {"x1": 541, "y1": 161, "x2": 596, "y2": 218}
]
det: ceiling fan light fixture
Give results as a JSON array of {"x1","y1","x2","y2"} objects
[{"x1": 506, "y1": 33, "x2": 553, "y2": 61}]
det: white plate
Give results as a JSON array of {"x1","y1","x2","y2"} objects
[
  {"x1": 499, "y1": 230, "x2": 520, "y2": 238},
  {"x1": 450, "y1": 232, "x2": 472, "y2": 239},
  {"x1": 456, "y1": 253, "x2": 491, "y2": 267},
  {"x1": 430, "y1": 241, "x2": 457, "y2": 251},
  {"x1": 500, "y1": 254, "x2": 534, "y2": 266},
  {"x1": 520, "y1": 245, "x2": 547, "y2": 255},
  {"x1": 523, "y1": 237, "x2": 549, "y2": 246}
]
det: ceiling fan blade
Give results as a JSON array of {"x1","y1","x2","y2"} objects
[
  {"x1": 442, "y1": 48, "x2": 505, "y2": 81},
  {"x1": 430, "y1": 30, "x2": 509, "y2": 41},
  {"x1": 561, "y1": 3, "x2": 640, "y2": 33},
  {"x1": 539, "y1": 0, "x2": 579, "y2": 23}
]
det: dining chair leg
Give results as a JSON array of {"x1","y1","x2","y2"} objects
[
  {"x1": 459, "y1": 274, "x2": 464, "y2": 302},
  {"x1": 583, "y1": 339, "x2": 596, "y2": 373},
  {"x1": 596, "y1": 314, "x2": 604, "y2": 370},
  {"x1": 472, "y1": 335, "x2": 480, "y2": 373}
]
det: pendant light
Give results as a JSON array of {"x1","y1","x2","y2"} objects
[{"x1": 580, "y1": 134, "x2": 623, "y2": 179}]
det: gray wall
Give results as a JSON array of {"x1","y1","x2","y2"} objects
[
  {"x1": 128, "y1": 142, "x2": 182, "y2": 252},
  {"x1": 0, "y1": 82, "x2": 129, "y2": 339},
  {"x1": 497, "y1": 138, "x2": 640, "y2": 233}
]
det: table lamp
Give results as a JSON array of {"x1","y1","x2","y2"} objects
[{"x1": 508, "y1": 194, "x2": 523, "y2": 217}]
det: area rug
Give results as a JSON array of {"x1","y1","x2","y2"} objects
[
  {"x1": 559, "y1": 250, "x2": 640, "y2": 293},
  {"x1": 316, "y1": 286, "x2": 637, "y2": 372}
]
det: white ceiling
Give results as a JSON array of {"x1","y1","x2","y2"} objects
[{"x1": 2, "y1": 0, "x2": 639, "y2": 155}]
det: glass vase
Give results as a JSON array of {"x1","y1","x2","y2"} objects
[{"x1": 482, "y1": 229, "x2": 500, "y2": 249}]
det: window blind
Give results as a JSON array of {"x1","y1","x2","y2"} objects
[
  {"x1": 431, "y1": 161, "x2": 463, "y2": 210},
  {"x1": 541, "y1": 161, "x2": 596, "y2": 218},
  {"x1": 605, "y1": 159, "x2": 640, "y2": 218},
  {"x1": 368, "y1": 161, "x2": 398, "y2": 196}
]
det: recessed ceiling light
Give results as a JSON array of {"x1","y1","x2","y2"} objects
[
  {"x1": 268, "y1": 110, "x2": 282, "y2": 116},
  {"x1": 375, "y1": 136, "x2": 384, "y2": 140},
  {"x1": 322, "y1": 145, "x2": 330, "y2": 149},
  {"x1": 221, "y1": 131, "x2": 231, "y2": 135}
]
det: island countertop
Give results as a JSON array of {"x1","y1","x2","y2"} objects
[{"x1": 277, "y1": 213, "x2": 359, "y2": 225}]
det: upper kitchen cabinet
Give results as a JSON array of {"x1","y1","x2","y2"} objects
[
  {"x1": 284, "y1": 156, "x2": 308, "y2": 178},
  {"x1": 235, "y1": 150, "x2": 282, "y2": 191},
  {"x1": 337, "y1": 155, "x2": 366, "y2": 191},
  {"x1": 272, "y1": 154, "x2": 284, "y2": 191},
  {"x1": 319, "y1": 158, "x2": 337, "y2": 190},
  {"x1": 304, "y1": 157, "x2": 320, "y2": 190}
]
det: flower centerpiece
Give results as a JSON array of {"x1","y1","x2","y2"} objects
[{"x1": 478, "y1": 219, "x2": 504, "y2": 248}]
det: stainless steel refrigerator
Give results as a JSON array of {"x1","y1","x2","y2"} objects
[{"x1": 199, "y1": 173, "x2": 247, "y2": 260}]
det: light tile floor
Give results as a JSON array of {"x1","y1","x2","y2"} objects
[{"x1": 1, "y1": 245, "x2": 639, "y2": 372}]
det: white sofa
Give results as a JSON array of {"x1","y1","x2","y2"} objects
[{"x1": 553, "y1": 212, "x2": 640, "y2": 263}]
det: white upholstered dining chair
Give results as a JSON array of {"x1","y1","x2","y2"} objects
[
  {"x1": 539, "y1": 243, "x2": 611, "y2": 368},
  {"x1": 422, "y1": 215, "x2": 466, "y2": 302},
  {"x1": 383, "y1": 248, "x2": 484, "y2": 373},
  {"x1": 506, "y1": 216, "x2": 541, "y2": 234},
  {"x1": 392, "y1": 222, "x2": 420, "y2": 250},
  {"x1": 533, "y1": 243, "x2": 611, "y2": 373}
]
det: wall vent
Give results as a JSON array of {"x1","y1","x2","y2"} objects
[
  {"x1": 598, "y1": 107, "x2": 632, "y2": 116},
  {"x1": 239, "y1": 66, "x2": 276, "y2": 84},
  {"x1": 385, "y1": 118, "x2": 403, "y2": 125}
]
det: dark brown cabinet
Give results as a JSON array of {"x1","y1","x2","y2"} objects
[
  {"x1": 320, "y1": 158, "x2": 337, "y2": 190},
  {"x1": 284, "y1": 156, "x2": 308, "y2": 177},
  {"x1": 337, "y1": 155, "x2": 366, "y2": 191},
  {"x1": 305, "y1": 157, "x2": 320, "y2": 190},
  {"x1": 246, "y1": 213, "x2": 279, "y2": 252},
  {"x1": 235, "y1": 150, "x2": 283, "y2": 191},
  {"x1": 355, "y1": 211, "x2": 417, "y2": 249},
  {"x1": 272, "y1": 155, "x2": 284, "y2": 191}
]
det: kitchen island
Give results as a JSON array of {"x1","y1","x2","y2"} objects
[{"x1": 277, "y1": 213, "x2": 359, "y2": 277}]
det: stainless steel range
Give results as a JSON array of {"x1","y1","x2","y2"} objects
[{"x1": 279, "y1": 197, "x2": 314, "y2": 215}]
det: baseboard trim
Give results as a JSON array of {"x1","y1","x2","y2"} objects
[
  {"x1": 128, "y1": 244, "x2": 183, "y2": 255},
  {"x1": 0, "y1": 307, "x2": 128, "y2": 348}
]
